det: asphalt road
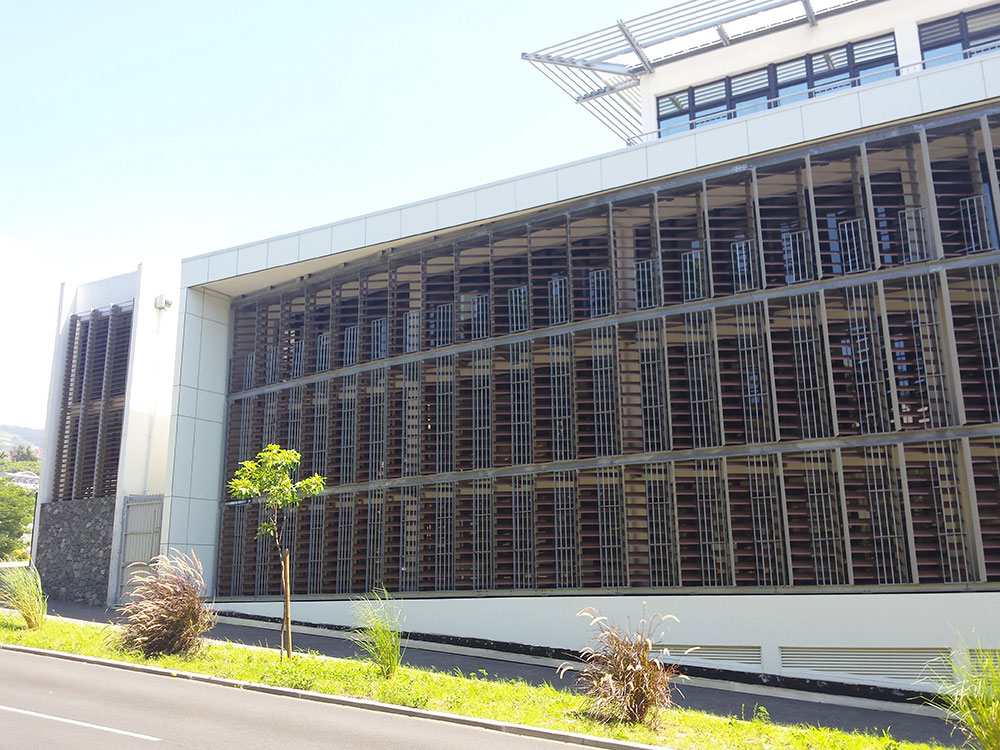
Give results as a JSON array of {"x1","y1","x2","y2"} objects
[{"x1": 0, "y1": 649, "x2": 575, "y2": 750}]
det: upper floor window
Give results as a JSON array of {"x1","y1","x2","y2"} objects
[
  {"x1": 920, "y1": 3, "x2": 1000, "y2": 67},
  {"x1": 656, "y1": 34, "x2": 897, "y2": 137}
]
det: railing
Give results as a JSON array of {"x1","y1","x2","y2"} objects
[{"x1": 626, "y1": 41, "x2": 1000, "y2": 147}]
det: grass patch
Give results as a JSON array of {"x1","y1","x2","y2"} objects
[
  {"x1": 349, "y1": 588, "x2": 404, "y2": 679},
  {"x1": 0, "y1": 613, "x2": 951, "y2": 750}
]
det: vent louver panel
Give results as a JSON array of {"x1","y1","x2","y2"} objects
[
  {"x1": 52, "y1": 301, "x2": 133, "y2": 502},
  {"x1": 780, "y1": 647, "x2": 948, "y2": 682}
]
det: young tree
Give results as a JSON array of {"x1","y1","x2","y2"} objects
[
  {"x1": 10, "y1": 445, "x2": 36, "y2": 462},
  {"x1": 227, "y1": 444, "x2": 325, "y2": 658}
]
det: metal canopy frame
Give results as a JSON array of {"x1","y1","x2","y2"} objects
[{"x1": 523, "y1": 0, "x2": 882, "y2": 142}]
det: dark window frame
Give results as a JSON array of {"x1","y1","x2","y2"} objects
[
  {"x1": 919, "y1": 3, "x2": 1000, "y2": 66},
  {"x1": 656, "y1": 34, "x2": 898, "y2": 137}
]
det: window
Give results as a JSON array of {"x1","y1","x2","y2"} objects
[
  {"x1": 920, "y1": 4, "x2": 1000, "y2": 67},
  {"x1": 656, "y1": 34, "x2": 897, "y2": 135}
]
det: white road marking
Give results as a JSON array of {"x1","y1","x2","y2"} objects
[{"x1": 0, "y1": 703, "x2": 161, "y2": 741}]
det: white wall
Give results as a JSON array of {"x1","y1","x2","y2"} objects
[
  {"x1": 160, "y1": 286, "x2": 232, "y2": 594},
  {"x1": 219, "y1": 591, "x2": 1000, "y2": 689},
  {"x1": 105, "y1": 262, "x2": 180, "y2": 601}
]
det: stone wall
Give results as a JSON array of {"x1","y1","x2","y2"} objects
[{"x1": 34, "y1": 496, "x2": 116, "y2": 606}]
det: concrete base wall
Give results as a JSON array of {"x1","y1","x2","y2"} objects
[
  {"x1": 217, "y1": 590, "x2": 1000, "y2": 690},
  {"x1": 35, "y1": 497, "x2": 116, "y2": 606}
]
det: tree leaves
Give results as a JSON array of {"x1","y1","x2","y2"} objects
[
  {"x1": 226, "y1": 444, "x2": 327, "y2": 519},
  {"x1": 0, "y1": 478, "x2": 34, "y2": 560}
]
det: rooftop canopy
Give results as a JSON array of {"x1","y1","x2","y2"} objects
[{"x1": 523, "y1": 0, "x2": 882, "y2": 142}]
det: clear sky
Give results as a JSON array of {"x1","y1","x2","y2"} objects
[{"x1": 0, "y1": 0, "x2": 666, "y2": 430}]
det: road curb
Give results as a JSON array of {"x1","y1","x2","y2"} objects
[{"x1": 0, "y1": 642, "x2": 668, "y2": 750}]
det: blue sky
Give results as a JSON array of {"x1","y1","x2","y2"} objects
[{"x1": 0, "y1": 0, "x2": 665, "y2": 430}]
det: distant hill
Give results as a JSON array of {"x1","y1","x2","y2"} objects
[{"x1": 0, "y1": 426, "x2": 44, "y2": 452}]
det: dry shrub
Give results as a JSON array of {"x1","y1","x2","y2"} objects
[
  {"x1": 560, "y1": 607, "x2": 684, "y2": 726},
  {"x1": 117, "y1": 550, "x2": 216, "y2": 657}
]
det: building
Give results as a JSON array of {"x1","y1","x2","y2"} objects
[
  {"x1": 38, "y1": 0, "x2": 1000, "y2": 689},
  {"x1": 1, "y1": 471, "x2": 39, "y2": 492},
  {"x1": 34, "y1": 266, "x2": 178, "y2": 605}
]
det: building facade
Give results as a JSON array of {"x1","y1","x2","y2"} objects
[
  {"x1": 35, "y1": 266, "x2": 177, "y2": 604},
  {"x1": 40, "y1": 0, "x2": 1000, "y2": 687}
]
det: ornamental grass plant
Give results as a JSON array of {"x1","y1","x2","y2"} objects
[
  {"x1": 350, "y1": 587, "x2": 405, "y2": 679},
  {"x1": 931, "y1": 646, "x2": 1000, "y2": 750},
  {"x1": 117, "y1": 550, "x2": 216, "y2": 657},
  {"x1": 0, "y1": 564, "x2": 47, "y2": 629},
  {"x1": 560, "y1": 607, "x2": 684, "y2": 727}
]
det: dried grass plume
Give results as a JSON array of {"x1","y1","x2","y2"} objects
[
  {"x1": 559, "y1": 606, "x2": 685, "y2": 727},
  {"x1": 117, "y1": 550, "x2": 216, "y2": 657}
]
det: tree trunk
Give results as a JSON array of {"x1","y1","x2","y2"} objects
[{"x1": 282, "y1": 548, "x2": 292, "y2": 658}]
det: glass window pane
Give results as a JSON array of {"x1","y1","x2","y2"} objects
[
  {"x1": 922, "y1": 41, "x2": 965, "y2": 67},
  {"x1": 776, "y1": 81, "x2": 808, "y2": 106},
  {"x1": 857, "y1": 62, "x2": 897, "y2": 84},
  {"x1": 734, "y1": 95, "x2": 768, "y2": 117},
  {"x1": 658, "y1": 112, "x2": 690, "y2": 137},
  {"x1": 812, "y1": 71, "x2": 851, "y2": 98},
  {"x1": 969, "y1": 33, "x2": 1000, "y2": 54},
  {"x1": 693, "y1": 103, "x2": 728, "y2": 128}
]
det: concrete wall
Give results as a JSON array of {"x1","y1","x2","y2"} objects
[
  {"x1": 34, "y1": 496, "x2": 116, "y2": 606},
  {"x1": 219, "y1": 590, "x2": 1000, "y2": 690}
]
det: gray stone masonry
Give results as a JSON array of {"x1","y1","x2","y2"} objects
[{"x1": 35, "y1": 496, "x2": 116, "y2": 606}]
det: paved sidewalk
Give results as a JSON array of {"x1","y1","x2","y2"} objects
[{"x1": 45, "y1": 600, "x2": 960, "y2": 747}]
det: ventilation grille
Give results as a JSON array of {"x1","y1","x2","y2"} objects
[
  {"x1": 658, "y1": 644, "x2": 762, "y2": 668},
  {"x1": 780, "y1": 647, "x2": 948, "y2": 681},
  {"x1": 971, "y1": 649, "x2": 1000, "y2": 675}
]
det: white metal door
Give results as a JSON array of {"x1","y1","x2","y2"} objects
[{"x1": 117, "y1": 495, "x2": 163, "y2": 600}]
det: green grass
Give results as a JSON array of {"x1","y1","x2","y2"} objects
[
  {"x1": 0, "y1": 613, "x2": 950, "y2": 750},
  {"x1": 931, "y1": 647, "x2": 1000, "y2": 750},
  {"x1": 349, "y1": 588, "x2": 404, "y2": 679}
]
